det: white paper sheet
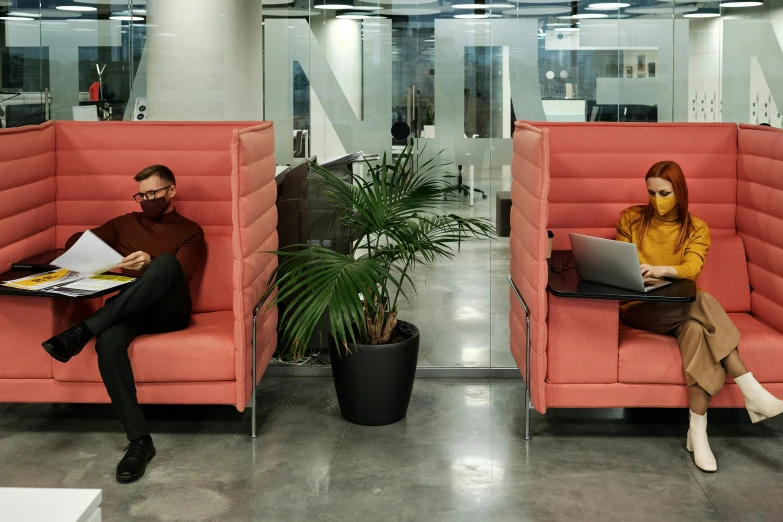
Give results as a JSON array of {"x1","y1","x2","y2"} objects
[{"x1": 51, "y1": 230, "x2": 123, "y2": 275}]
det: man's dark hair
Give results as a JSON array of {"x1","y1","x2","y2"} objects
[{"x1": 134, "y1": 165, "x2": 176, "y2": 185}]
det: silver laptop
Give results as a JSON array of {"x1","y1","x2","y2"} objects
[{"x1": 569, "y1": 233, "x2": 672, "y2": 293}]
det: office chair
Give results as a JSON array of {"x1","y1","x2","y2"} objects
[
  {"x1": 455, "y1": 134, "x2": 487, "y2": 199},
  {"x1": 444, "y1": 164, "x2": 488, "y2": 200}
]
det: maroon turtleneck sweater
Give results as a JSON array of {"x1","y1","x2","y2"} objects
[{"x1": 65, "y1": 209, "x2": 206, "y2": 282}]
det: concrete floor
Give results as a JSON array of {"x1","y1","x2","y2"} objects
[{"x1": 2, "y1": 377, "x2": 782, "y2": 521}]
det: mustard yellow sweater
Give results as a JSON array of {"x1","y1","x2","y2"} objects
[{"x1": 615, "y1": 206, "x2": 711, "y2": 280}]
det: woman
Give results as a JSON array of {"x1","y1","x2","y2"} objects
[{"x1": 616, "y1": 160, "x2": 783, "y2": 473}]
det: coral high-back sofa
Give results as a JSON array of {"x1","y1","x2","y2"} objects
[
  {"x1": 510, "y1": 122, "x2": 783, "y2": 436},
  {"x1": 0, "y1": 121, "x2": 278, "y2": 434}
]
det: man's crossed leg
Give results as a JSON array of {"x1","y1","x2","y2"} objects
[{"x1": 42, "y1": 254, "x2": 192, "y2": 482}]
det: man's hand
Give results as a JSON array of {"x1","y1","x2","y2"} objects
[
  {"x1": 640, "y1": 264, "x2": 671, "y2": 279},
  {"x1": 118, "y1": 251, "x2": 151, "y2": 271}
]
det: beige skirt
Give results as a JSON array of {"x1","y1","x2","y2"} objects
[{"x1": 623, "y1": 291, "x2": 740, "y2": 396}]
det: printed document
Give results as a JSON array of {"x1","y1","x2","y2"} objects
[{"x1": 2, "y1": 270, "x2": 133, "y2": 297}]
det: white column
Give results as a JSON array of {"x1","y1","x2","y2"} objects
[{"x1": 144, "y1": 0, "x2": 263, "y2": 121}]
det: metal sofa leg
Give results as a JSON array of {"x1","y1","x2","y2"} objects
[
  {"x1": 250, "y1": 305, "x2": 260, "y2": 439},
  {"x1": 508, "y1": 275, "x2": 533, "y2": 441}
]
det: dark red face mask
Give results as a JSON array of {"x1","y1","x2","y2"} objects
[{"x1": 140, "y1": 196, "x2": 169, "y2": 221}]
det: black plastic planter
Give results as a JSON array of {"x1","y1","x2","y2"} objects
[{"x1": 329, "y1": 321, "x2": 420, "y2": 426}]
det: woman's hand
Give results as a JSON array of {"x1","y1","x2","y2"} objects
[
  {"x1": 118, "y1": 251, "x2": 151, "y2": 271},
  {"x1": 640, "y1": 264, "x2": 674, "y2": 279}
]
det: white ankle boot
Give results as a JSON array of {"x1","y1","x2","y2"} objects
[
  {"x1": 686, "y1": 410, "x2": 717, "y2": 472},
  {"x1": 735, "y1": 372, "x2": 783, "y2": 424}
]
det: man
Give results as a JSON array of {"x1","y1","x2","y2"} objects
[{"x1": 41, "y1": 165, "x2": 206, "y2": 484}]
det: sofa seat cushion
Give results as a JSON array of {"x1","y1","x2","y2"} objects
[
  {"x1": 618, "y1": 313, "x2": 783, "y2": 385},
  {"x1": 53, "y1": 311, "x2": 235, "y2": 383}
]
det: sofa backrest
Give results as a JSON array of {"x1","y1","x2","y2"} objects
[
  {"x1": 230, "y1": 124, "x2": 279, "y2": 409},
  {"x1": 509, "y1": 123, "x2": 551, "y2": 410},
  {"x1": 698, "y1": 235, "x2": 751, "y2": 313},
  {"x1": 0, "y1": 122, "x2": 57, "y2": 272},
  {"x1": 520, "y1": 122, "x2": 739, "y2": 250},
  {"x1": 737, "y1": 124, "x2": 783, "y2": 332},
  {"x1": 54, "y1": 121, "x2": 259, "y2": 313}
]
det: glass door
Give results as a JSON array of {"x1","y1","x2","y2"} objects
[
  {"x1": 38, "y1": 1, "x2": 136, "y2": 123},
  {"x1": 1, "y1": 4, "x2": 45, "y2": 128},
  {"x1": 389, "y1": 8, "x2": 496, "y2": 369}
]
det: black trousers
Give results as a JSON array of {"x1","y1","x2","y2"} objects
[{"x1": 84, "y1": 254, "x2": 192, "y2": 440}]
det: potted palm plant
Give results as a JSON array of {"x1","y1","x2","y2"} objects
[{"x1": 264, "y1": 145, "x2": 494, "y2": 426}]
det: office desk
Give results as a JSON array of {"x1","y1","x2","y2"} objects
[
  {"x1": 0, "y1": 250, "x2": 130, "y2": 299},
  {"x1": 275, "y1": 165, "x2": 291, "y2": 185},
  {"x1": 0, "y1": 487, "x2": 102, "y2": 522},
  {"x1": 547, "y1": 250, "x2": 696, "y2": 303},
  {"x1": 542, "y1": 99, "x2": 586, "y2": 122}
]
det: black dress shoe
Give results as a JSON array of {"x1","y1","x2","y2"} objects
[
  {"x1": 41, "y1": 323, "x2": 93, "y2": 363},
  {"x1": 117, "y1": 437, "x2": 156, "y2": 483}
]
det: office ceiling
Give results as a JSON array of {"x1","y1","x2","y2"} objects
[
  {"x1": 271, "y1": 0, "x2": 743, "y2": 19},
  {"x1": 0, "y1": 0, "x2": 757, "y2": 21}
]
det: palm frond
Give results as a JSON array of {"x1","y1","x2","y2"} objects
[{"x1": 264, "y1": 246, "x2": 403, "y2": 359}]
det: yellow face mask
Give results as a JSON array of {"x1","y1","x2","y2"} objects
[{"x1": 649, "y1": 195, "x2": 678, "y2": 217}]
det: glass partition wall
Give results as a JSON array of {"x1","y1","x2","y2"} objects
[
  {"x1": 2, "y1": 0, "x2": 782, "y2": 371},
  {"x1": 0, "y1": 1, "x2": 142, "y2": 125}
]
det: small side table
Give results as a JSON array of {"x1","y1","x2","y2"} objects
[
  {"x1": 0, "y1": 250, "x2": 132, "y2": 300},
  {"x1": 547, "y1": 250, "x2": 697, "y2": 302}
]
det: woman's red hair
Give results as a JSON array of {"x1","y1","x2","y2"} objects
[{"x1": 637, "y1": 160, "x2": 693, "y2": 253}]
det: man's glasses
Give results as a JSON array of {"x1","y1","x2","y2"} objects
[
  {"x1": 132, "y1": 186, "x2": 172, "y2": 203},
  {"x1": 551, "y1": 257, "x2": 575, "y2": 274}
]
